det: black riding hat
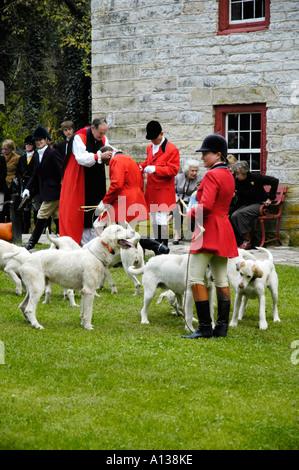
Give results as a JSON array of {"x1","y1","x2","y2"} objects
[
  {"x1": 32, "y1": 126, "x2": 51, "y2": 141},
  {"x1": 24, "y1": 135, "x2": 35, "y2": 146},
  {"x1": 146, "y1": 120, "x2": 162, "y2": 140},
  {"x1": 196, "y1": 133, "x2": 228, "y2": 157}
]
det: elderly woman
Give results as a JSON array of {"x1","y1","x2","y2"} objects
[
  {"x1": 172, "y1": 159, "x2": 201, "y2": 244},
  {"x1": 230, "y1": 160, "x2": 279, "y2": 249}
]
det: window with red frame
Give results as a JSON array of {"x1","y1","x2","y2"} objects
[
  {"x1": 218, "y1": 0, "x2": 270, "y2": 35},
  {"x1": 214, "y1": 104, "x2": 267, "y2": 173}
]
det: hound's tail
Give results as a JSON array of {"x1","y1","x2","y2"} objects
[
  {"x1": 127, "y1": 265, "x2": 144, "y2": 275},
  {"x1": 2, "y1": 247, "x2": 31, "y2": 264},
  {"x1": 46, "y1": 227, "x2": 59, "y2": 248},
  {"x1": 254, "y1": 246, "x2": 273, "y2": 262},
  {"x1": 238, "y1": 248, "x2": 257, "y2": 260}
]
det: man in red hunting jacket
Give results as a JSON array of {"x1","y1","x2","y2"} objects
[{"x1": 139, "y1": 120, "x2": 180, "y2": 248}]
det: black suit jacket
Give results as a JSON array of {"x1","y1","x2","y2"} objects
[
  {"x1": 17, "y1": 152, "x2": 39, "y2": 195},
  {"x1": 57, "y1": 139, "x2": 69, "y2": 160},
  {"x1": 26, "y1": 146, "x2": 62, "y2": 202}
]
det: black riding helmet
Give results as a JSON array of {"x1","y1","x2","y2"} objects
[{"x1": 196, "y1": 133, "x2": 228, "y2": 158}]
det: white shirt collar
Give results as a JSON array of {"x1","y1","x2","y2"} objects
[
  {"x1": 152, "y1": 136, "x2": 165, "y2": 156},
  {"x1": 26, "y1": 150, "x2": 34, "y2": 161},
  {"x1": 37, "y1": 145, "x2": 48, "y2": 162}
]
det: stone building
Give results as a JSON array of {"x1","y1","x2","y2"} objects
[{"x1": 91, "y1": 0, "x2": 299, "y2": 245}]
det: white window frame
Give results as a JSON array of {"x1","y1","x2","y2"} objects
[
  {"x1": 229, "y1": 0, "x2": 265, "y2": 25},
  {"x1": 226, "y1": 112, "x2": 262, "y2": 172}
]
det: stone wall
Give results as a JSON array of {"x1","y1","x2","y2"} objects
[{"x1": 91, "y1": 0, "x2": 299, "y2": 245}]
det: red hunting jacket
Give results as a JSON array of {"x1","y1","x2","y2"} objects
[
  {"x1": 101, "y1": 152, "x2": 149, "y2": 223},
  {"x1": 188, "y1": 163, "x2": 238, "y2": 257},
  {"x1": 140, "y1": 138, "x2": 180, "y2": 212}
]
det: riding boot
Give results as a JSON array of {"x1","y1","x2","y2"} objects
[
  {"x1": 156, "y1": 224, "x2": 169, "y2": 247},
  {"x1": 54, "y1": 218, "x2": 59, "y2": 235},
  {"x1": 24, "y1": 218, "x2": 47, "y2": 251},
  {"x1": 181, "y1": 284, "x2": 213, "y2": 339},
  {"x1": 213, "y1": 286, "x2": 231, "y2": 337},
  {"x1": 45, "y1": 216, "x2": 52, "y2": 234},
  {"x1": 139, "y1": 237, "x2": 169, "y2": 255}
]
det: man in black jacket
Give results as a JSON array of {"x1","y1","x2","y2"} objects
[
  {"x1": 16, "y1": 135, "x2": 40, "y2": 233},
  {"x1": 230, "y1": 160, "x2": 278, "y2": 249},
  {"x1": 22, "y1": 126, "x2": 62, "y2": 250}
]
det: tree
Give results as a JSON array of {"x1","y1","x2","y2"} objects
[{"x1": 0, "y1": 0, "x2": 91, "y2": 148}]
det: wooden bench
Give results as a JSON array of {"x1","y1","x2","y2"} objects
[{"x1": 258, "y1": 185, "x2": 288, "y2": 247}]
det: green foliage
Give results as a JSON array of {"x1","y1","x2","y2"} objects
[
  {"x1": 0, "y1": 259, "x2": 298, "y2": 450},
  {"x1": 0, "y1": 0, "x2": 91, "y2": 148}
]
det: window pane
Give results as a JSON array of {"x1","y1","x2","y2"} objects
[
  {"x1": 240, "y1": 132, "x2": 250, "y2": 148},
  {"x1": 251, "y1": 154, "x2": 260, "y2": 170},
  {"x1": 239, "y1": 153, "x2": 260, "y2": 171},
  {"x1": 251, "y1": 113, "x2": 261, "y2": 130},
  {"x1": 240, "y1": 114, "x2": 250, "y2": 130},
  {"x1": 228, "y1": 114, "x2": 239, "y2": 130},
  {"x1": 231, "y1": 3, "x2": 242, "y2": 21},
  {"x1": 228, "y1": 131, "x2": 238, "y2": 149},
  {"x1": 244, "y1": 1, "x2": 254, "y2": 20},
  {"x1": 251, "y1": 132, "x2": 261, "y2": 148},
  {"x1": 241, "y1": 153, "x2": 251, "y2": 164},
  {"x1": 255, "y1": 0, "x2": 265, "y2": 18}
]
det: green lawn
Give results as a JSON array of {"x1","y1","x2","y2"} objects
[{"x1": 0, "y1": 253, "x2": 298, "y2": 450}]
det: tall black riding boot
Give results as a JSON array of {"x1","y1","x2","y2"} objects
[
  {"x1": 139, "y1": 237, "x2": 170, "y2": 255},
  {"x1": 24, "y1": 218, "x2": 47, "y2": 251},
  {"x1": 182, "y1": 284, "x2": 213, "y2": 339},
  {"x1": 181, "y1": 300, "x2": 213, "y2": 338},
  {"x1": 54, "y1": 218, "x2": 59, "y2": 235},
  {"x1": 213, "y1": 287, "x2": 231, "y2": 337},
  {"x1": 213, "y1": 300, "x2": 230, "y2": 337}
]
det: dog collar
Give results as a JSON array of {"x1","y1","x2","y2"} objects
[{"x1": 100, "y1": 237, "x2": 115, "y2": 255}]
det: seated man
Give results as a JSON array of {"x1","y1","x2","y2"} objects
[{"x1": 229, "y1": 161, "x2": 279, "y2": 249}]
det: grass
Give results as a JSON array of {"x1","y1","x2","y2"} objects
[{"x1": 0, "y1": 248, "x2": 298, "y2": 450}]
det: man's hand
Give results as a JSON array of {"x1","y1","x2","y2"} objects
[{"x1": 97, "y1": 150, "x2": 113, "y2": 164}]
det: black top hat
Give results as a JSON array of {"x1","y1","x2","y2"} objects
[
  {"x1": 196, "y1": 133, "x2": 228, "y2": 157},
  {"x1": 32, "y1": 126, "x2": 51, "y2": 141},
  {"x1": 24, "y1": 135, "x2": 35, "y2": 146},
  {"x1": 146, "y1": 121, "x2": 162, "y2": 140}
]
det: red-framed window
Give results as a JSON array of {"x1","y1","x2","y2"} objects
[
  {"x1": 218, "y1": 0, "x2": 270, "y2": 35},
  {"x1": 214, "y1": 104, "x2": 267, "y2": 174}
]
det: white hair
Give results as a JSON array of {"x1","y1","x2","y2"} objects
[{"x1": 183, "y1": 158, "x2": 199, "y2": 174}]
